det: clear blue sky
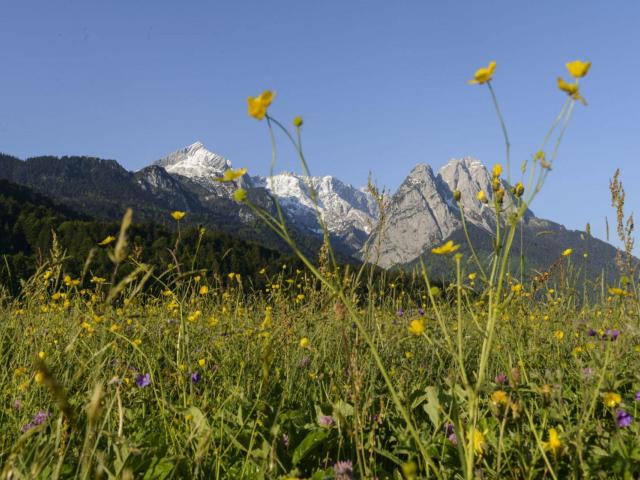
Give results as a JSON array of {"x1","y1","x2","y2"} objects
[{"x1": 1, "y1": 1, "x2": 639, "y2": 248}]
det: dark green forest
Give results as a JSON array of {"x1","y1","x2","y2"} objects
[{"x1": 0, "y1": 179, "x2": 301, "y2": 294}]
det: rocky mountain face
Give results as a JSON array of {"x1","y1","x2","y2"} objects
[{"x1": 0, "y1": 144, "x2": 622, "y2": 276}]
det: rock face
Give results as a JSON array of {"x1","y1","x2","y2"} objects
[
  {"x1": 364, "y1": 164, "x2": 459, "y2": 268},
  {"x1": 252, "y1": 173, "x2": 379, "y2": 251},
  {"x1": 0, "y1": 145, "x2": 622, "y2": 277},
  {"x1": 149, "y1": 142, "x2": 379, "y2": 252}
]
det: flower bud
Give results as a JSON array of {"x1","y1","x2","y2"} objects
[
  {"x1": 495, "y1": 188, "x2": 505, "y2": 204},
  {"x1": 492, "y1": 178, "x2": 501, "y2": 192},
  {"x1": 513, "y1": 182, "x2": 525, "y2": 198},
  {"x1": 453, "y1": 190, "x2": 461, "y2": 202},
  {"x1": 293, "y1": 116, "x2": 303, "y2": 127}
]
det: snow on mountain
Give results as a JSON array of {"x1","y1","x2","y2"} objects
[
  {"x1": 154, "y1": 141, "x2": 232, "y2": 180},
  {"x1": 148, "y1": 142, "x2": 378, "y2": 251},
  {"x1": 254, "y1": 172, "x2": 379, "y2": 241}
]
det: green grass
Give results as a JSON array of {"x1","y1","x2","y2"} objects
[{"x1": 1, "y1": 267, "x2": 639, "y2": 479}]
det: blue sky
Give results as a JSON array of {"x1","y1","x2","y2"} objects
[{"x1": 1, "y1": 1, "x2": 639, "y2": 247}]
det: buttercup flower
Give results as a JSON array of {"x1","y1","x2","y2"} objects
[
  {"x1": 408, "y1": 319, "x2": 425, "y2": 336},
  {"x1": 233, "y1": 188, "x2": 247, "y2": 202},
  {"x1": 98, "y1": 235, "x2": 116, "y2": 246},
  {"x1": 562, "y1": 248, "x2": 573, "y2": 257},
  {"x1": 557, "y1": 77, "x2": 585, "y2": 103},
  {"x1": 469, "y1": 61, "x2": 496, "y2": 85},
  {"x1": 545, "y1": 428, "x2": 563, "y2": 456},
  {"x1": 171, "y1": 211, "x2": 186, "y2": 221},
  {"x1": 603, "y1": 392, "x2": 621, "y2": 408},
  {"x1": 431, "y1": 240, "x2": 460, "y2": 255},
  {"x1": 217, "y1": 168, "x2": 248, "y2": 183},
  {"x1": 566, "y1": 60, "x2": 591, "y2": 78},
  {"x1": 247, "y1": 90, "x2": 274, "y2": 120},
  {"x1": 491, "y1": 390, "x2": 509, "y2": 406}
]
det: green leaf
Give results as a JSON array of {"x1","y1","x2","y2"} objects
[
  {"x1": 422, "y1": 386, "x2": 441, "y2": 428},
  {"x1": 292, "y1": 429, "x2": 330, "y2": 465}
]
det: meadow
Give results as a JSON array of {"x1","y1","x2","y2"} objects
[{"x1": 2, "y1": 60, "x2": 640, "y2": 479}]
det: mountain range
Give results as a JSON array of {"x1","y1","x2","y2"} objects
[{"x1": 0, "y1": 141, "x2": 622, "y2": 278}]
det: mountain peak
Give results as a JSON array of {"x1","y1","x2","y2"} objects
[{"x1": 152, "y1": 142, "x2": 232, "y2": 179}]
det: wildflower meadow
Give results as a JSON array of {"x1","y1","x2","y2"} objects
[{"x1": 2, "y1": 60, "x2": 640, "y2": 480}]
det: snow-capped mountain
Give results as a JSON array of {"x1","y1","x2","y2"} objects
[
  {"x1": 252, "y1": 173, "x2": 379, "y2": 250},
  {"x1": 147, "y1": 142, "x2": 378, "y2": 251},
  {"x1": 154, "y1": 141, "x2": 232, "y2": 180},
  {"x1": 0, "y1": 144, "x2": 621, "y2": 275}
]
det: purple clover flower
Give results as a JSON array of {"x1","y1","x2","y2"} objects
[
  {"x1": 581, "y1": 367, "x2": 594, "y2": 379},
  {"x1": 443, "y1": 422, "x2": 458, "y2": 444},
  {"x1": 318, "y1": 415, "x2": 335, "y2": 428},
  {"x1": 587, "y1": 328, "x2": 597, "y2": 337},
  {"x1": 605, "y1": 329, "x2": 620, "y2": 341},
  {"x1": 396, "y1": 308, "x2": 404, "y2": 317},
  {"x1": 495, "y1": 373, "x2": 508, "y2": 384},
  {"x1": 616, "y1": 409, "x2": 633, "y2": 428},
  {"x1": 333, "y1": 460, "x2": 354, "y2": 480},
  {"x1": 418, "y1": 308, "x2": 425, "y2": 316},
  {"x1": 191, "y1": 371, "x2": 201, "y2": 384},
  {"x1": 21, "y1": 410, "x2": 51, "y2": 432},
  {"x1": 298, "y1": 355, "x2": 311, "y2": 368},
  {"x1": 282, "y1": 433, "x2": 290, "y2": 449},
  {"x1": 135, "y1": 373, "x2": 151, "y2": 388}
]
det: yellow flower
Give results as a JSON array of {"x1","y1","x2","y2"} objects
[
  {"x1": 562, "y1": 248, "x2": 573, "y2": 257},
  {"x1": 511, "y1": 284, "x2": 522, "y2": 293},
  {"x1": 199, "y1": 285, "x2": 209, "y2": 295},
  {"x1": 468, "y1": 272, "x2": 477, "y2": 280},
  {"x1": 469, "y1": 61, "x2": 496, "y2": 85},
  {"x1": 566, "y1": 60, "x2": 591, "y2": 78},
  {"x1": 132, "y1": 339, "x2": 142, "y2": 347},
  {"x1": 247, "y1": 90, "x2": 275, "y2": 120},
  {"x1": 171, "y1": 211, "x2": 186, "y2": 221},
  {"x1": 404, "y1": 351, "x2": 413, "y2": 359},
  {"x1": 513, "y1": 182, "x2": 525, "y2": 198},
  {"x1": 233, "y1": 188, "x2": 247, "y2": 202},
  {"x1": 554, "y1": 330, "x2": 564, "y2": 341},
  {"x1": 217, "y1": 168, "x2": 248, "y2": 183},
  {"x1": 293, "y1": 116, "x2": 303, "y2": 127},
  {"x1": 34, "y1": 371, "x2": 45, "y2": 385},
  {"x1": 608, "y1": 287, "x2": 627, "y2": 296},
  {"x1": 471, "y1": 428, "x2": 487, "y2": 455},
  {"x1": 198, "y1": 358, "x2": 206, "y2": 367},
  {"x1": 545, "y1": 428, "x2": 563, "y2": 456},
  {"x1": 98, "y1": 235, "x2": 116, "y2": 246},
  {"x1": 491, "y1": 390, "x2": 509, "y2": 406},
  {"x1": 603, "y1": 392, "x2": 621, "y2": 408},
  {"x1": 476, "y1": 190, "x2": 488, "y2": 203},
  {"x1": 492, "y1": 164, "x2": 502, "y2": 178},
  {"x1": 187, "y1": 310, "x2": 202, "y2": 322},
  {"x1": 557, "y1": 77, "x2": 585, "y2": 103},
  {"x1": 408, "y1": 319, "x2": 425, "y2": 336},
  {"x1": 299, "y1": 337, "x2": 310, "y2": 348},
  {"x1": 431, "y1": 240, "x2": 460, "y2": 255},
  {"x1": 38, "y1": 351, "x2": 46, "y2": 360}
]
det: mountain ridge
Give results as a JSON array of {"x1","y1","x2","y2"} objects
[{"x1": 0, "y1": 143, "x2": 624, "y2": 277}]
